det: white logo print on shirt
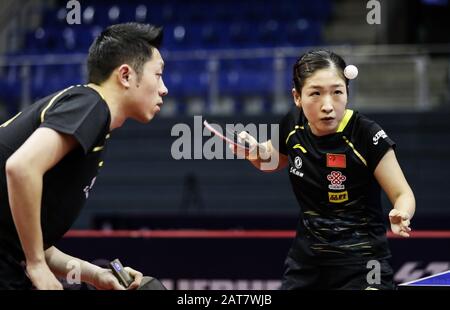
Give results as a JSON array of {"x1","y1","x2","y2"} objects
[
  {"x1": 327, "y1": 171, "x2": 346, "y2": 190},
  {"x1": 294, "y1": 156, "x2": 303, "y2": 169},
  {"x1": 83, "y1": 177, "x2": 97, "y2": 199},
  {"x1": 373, "y1": 130, "x2": 387, "y2": 145}
]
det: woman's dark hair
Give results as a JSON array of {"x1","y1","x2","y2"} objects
[
  {"x1": 87, "y1": 23, "x2": 163, "y2": 84},
  {"x1": 293, "y1": 49, "x2": 349, "y2": 93}
]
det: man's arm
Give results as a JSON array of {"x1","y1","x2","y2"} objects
[
  {"x1": 374, "y1": 149, "x2": 416, "y2": 237},
  {"x1": 5, "y1": 127, "x2": 78, "y2": 289},
  {"x1": 45, "y1": 247, "x2": 143, "y2": 290},
  {"x1": 45, "y1": 246, "x2": 103, "y2": 286}
]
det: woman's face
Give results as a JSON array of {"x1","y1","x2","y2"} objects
[{"x1": 292, "y1": 67, "x2": 348, "y2": 136}]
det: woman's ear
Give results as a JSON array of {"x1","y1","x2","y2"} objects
[{"x1": 292, "y1": 88, "x2": 301, "y2": 108}]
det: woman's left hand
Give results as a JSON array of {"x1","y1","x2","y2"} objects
[{"x1": 389, "y1": 209, "x2": 412, "y2": 237}]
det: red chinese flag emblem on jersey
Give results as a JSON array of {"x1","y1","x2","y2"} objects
[{"x1": 327, "y1": 153, "x2": 346, "y2": 168}]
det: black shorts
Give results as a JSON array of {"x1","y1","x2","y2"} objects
[
  {"x1": 280, "y1": 255, "x2": 395, "y2": 290},
  {"x1": 0, "y1": 250, "x2": 32, "y2": 290}
]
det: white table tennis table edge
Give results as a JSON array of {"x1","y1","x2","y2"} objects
[{"x1": 399, "y1": 270, "x2": 450, "y2": 286}]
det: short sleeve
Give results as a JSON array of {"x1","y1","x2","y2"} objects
[
  {"x1": 353, "y1": 114, "x2": 396, "y2": 172},
  {"x1": 39, "y1": 91, "x2": 110, "y2": 154}
]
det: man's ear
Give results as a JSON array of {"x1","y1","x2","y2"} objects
[
  {"x1": 292, "y1": 88, "x2": 302, "y2": 108},
  {"x1": 117, "y1": 64, "x2": 133, "y2": 88}
]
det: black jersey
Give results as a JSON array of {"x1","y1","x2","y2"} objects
[
  {"x1": 0, "y1": 85, "x2": 110, "y2": 260},
  {"x1": 277, "y1": 108, "x2": 395, "y2": 265}
]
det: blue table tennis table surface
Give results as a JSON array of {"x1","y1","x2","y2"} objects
[{"x1": 399, "y1": 270, "x2": 450, "y2": 289}]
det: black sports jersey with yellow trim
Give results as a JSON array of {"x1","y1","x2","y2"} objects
[
  {"x1": 277, "y1": 108, "x2": 395, "y2": 265},
  {"x1": 0, "y1": 85, "x2": 110, "y2": 260}
]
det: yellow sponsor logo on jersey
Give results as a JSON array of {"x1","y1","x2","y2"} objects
[{"x1": 328, "y1": 191, "x2": 349, "y2": 203}]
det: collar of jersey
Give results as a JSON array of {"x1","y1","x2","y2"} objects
[
  {"x1": 305, "y1": 109, "x2": 354, "y2": 140},
  {"x1": 336, "y1": 109, "x2": 354, "y2": 132},
  {"x1": 84, "y1": 84, "x2": 106, "y2": 101}
]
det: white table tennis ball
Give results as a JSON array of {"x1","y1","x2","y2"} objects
[{"x1": 344, "y1": 65, "x2": 358, "y2": 80}]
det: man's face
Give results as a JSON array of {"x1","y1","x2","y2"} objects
[{"x1": 127, "y1": 48, "x2": 168, "y2": 123}]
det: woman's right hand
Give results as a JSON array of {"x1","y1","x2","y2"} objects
[
  {"x1": 229, "y1": 131, "x2": 268, "y2": 160},
  {"x1": 26, "y1": 261, "x2": 63, "y2": 290}
]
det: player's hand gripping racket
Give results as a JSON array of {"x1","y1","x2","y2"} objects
[
  {"x1": 203, "y1": 119, "x2": 268, "y2": 158},
  {"x1": 109, "y1": 259, "x2": 134, "y2": 288},
  {"x1": 203, "y1": 119, "x2": 252, "y2": 151}
]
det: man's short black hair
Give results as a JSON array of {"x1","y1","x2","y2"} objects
[{"x1": 87, "y1": 23, "x2": 163, "y2": 84}]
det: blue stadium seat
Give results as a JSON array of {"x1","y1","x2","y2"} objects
[
  {"x1": 10, "y1": 0, "x2": 331, "y2": 109},
  {"x1": 227, "y1": 22, "x2": 258, "y2": 47},
  {"x1": 164, "y1": 60, "x2": 209, "y2": 96},
  {"x1": 107, "y1": 5, "x2": 121, "y2": 24},
  {"x1": 220, "y1": 69, "x2": 273, "y2": 96},
  {"x1": 257, "y1": 20, "x2": 283, "y2": 47},
  {"x1": 31, "y1": 64, "x2": 83, "y2": 100},
  {"x1": 134, "y1": 4, "x2": 148, "y2": 23},
  {"x1": 82, "y1": 5, "x2": 97, "y2": 25},
  {"x1": 40, "y1": 7, "x2": 67, "y2": 28},
  {"x1": 200, "y1": 23, "x2": 220, "y2": 48},
  {"x1": 163, "y1": 24, "x2": 187, "y2": 50},
  {"x1": 76, "y1": 25, "x2": 102, "y2": 52},
  {"x1": 285, "y1": 19, "x2": 322, "y2": 46},
  {"x1": 24, "y1": 0, "x2": 328, "y2": 52},
  {"x1": 24, "y1": 28, "x2": 48, "y2": 53}
]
